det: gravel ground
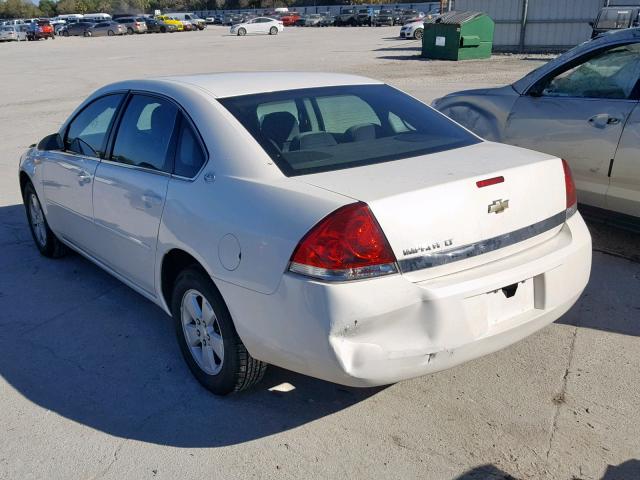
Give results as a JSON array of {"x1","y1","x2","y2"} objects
[{"x1": 0, "y1": 26, "x2": 639, "y2": 480}]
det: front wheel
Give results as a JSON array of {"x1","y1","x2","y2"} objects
[
  {"x1": 160, "y1": 26, "x2": 166, "y2": 33},
  {"x1": 23, "y1": 182, "x2": 67, "y2": 258},
  {"x1": 108, "y1": 30, "x2": 114, "y2": 36},
  {"x1": 269, "y1": 26, "x2": 278, "y2": 35},
  {"x1": 171, "y1": 268, "x2": 267, "y2": 395},
  {"x1": 63, "y1": 30, "x2": 69, "y2": 37},
  {"x1": 414, "y1": 28, "x2": 423, "y2": 40},
  {"x1": 84, "y1": 31, "x2": 91, "y2": 37},
  {"x1": 127, "y1": 27, "x2": 134, "y2": 35},
  {"x1": 237, "y1": 27, "x2": 246, "y2": 36}
]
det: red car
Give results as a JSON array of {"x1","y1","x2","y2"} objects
[
  {"x1": 280, "y1": 13, "x2": 300, "y2": 26},
  {"x1": 26, "y1": 20, "x2": 54, "y2": 40}
]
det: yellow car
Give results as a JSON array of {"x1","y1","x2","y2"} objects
[{"x1": 155, "y1": 15, "x2": 184, "y2": 31}]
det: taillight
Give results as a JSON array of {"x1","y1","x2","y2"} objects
[
  {"x1": 289, "y1": 202, "x2": 398, "y2": 281},
  {"x1": 562, "y1": 159, "x2": 577, "y2": 218}
]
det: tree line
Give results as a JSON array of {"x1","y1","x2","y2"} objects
[{"x1": 1, "y1": 0, "x2": 389, "y2": 19}]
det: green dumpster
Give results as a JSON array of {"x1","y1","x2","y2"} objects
[{"x1": 422, "y1": 11, "x2": 494, "y2": 60}]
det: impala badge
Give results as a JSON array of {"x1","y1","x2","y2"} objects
[{"x1": 488, "y1": 199, "x2": 509, "y2": 214}]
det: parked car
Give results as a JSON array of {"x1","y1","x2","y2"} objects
[
  {"x1": 26, "y1": 19, "x2": 54, "y2": 40},
  {"x1": 19, "y1": 72, "x2": 591, "y2": 395},
  {"x1": 60, "y1": 21, "x2": 94, "y2": 36},
  {"x1": 303, "y1": 14, "x2": 323, "y2": 27},
  {"x1": 155, "y1": 15, "x2": 184, "y2": 31},
  {"x1": 294, "y1": 15, "x2": 307, "y2": 27},
  {"x1": 116, "y1": 17, "x2": 148, "y2": 34},
  {"x1": 399, "y1": 9, "x2": 424, "y2": 24},
  {"x1": 335, "y1": 7, "x2": 357, "y2": 26},
  {"x1": 231, "y1": 17, "x2": 283, "y2": 36},
  {"x1": 400, "y1": 19, "x2": 424, "y2": 39},
  {"x1": 0, "y1": 25, "x2": 27, "y2": 41},
  {"x1": 355, "y1": 7, "x2": 374, "y2": 26},
  {"x1": 433, "y1": 28, "x2": 640, "y2": 220},
  {"x1": 144, "y1": 17, "x2": 177, "y2": 33},
  {"x1": 85, "y1": 21, "x2": 126, "y2": 37},
  {"x1": 169, "y1": 12, "x2": 206, "y2": 30},
  {"x1": 224, "y1": 14, "x2": 243, "y2": 26},
  {"x1": 374, "y1": 9, "x2": 395, "y2": 26},
  {"x1": 279, "y1": 12, "x2": 300, "y2": 27},
  {"x1": 317, "y1": 13, "x2": 335, "y2": 27},
  {"x1": 591, "y1": 6, "x2": 640, "y2": 38}
]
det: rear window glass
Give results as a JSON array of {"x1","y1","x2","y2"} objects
[{"x1": 219, "y1": 84, "x2": 479, "y2": 177}]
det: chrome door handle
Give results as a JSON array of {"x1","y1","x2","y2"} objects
[
  {"x1": 77, "y1": 172, "x2": 91, "y2": 185},
  {"x1": 141, "y1": 193, "x2": 163, "y2": 206},
  {"x1": 588, "y1": 114, "x2": 620, "y2": 127}
]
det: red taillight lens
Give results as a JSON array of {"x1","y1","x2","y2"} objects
[
  {"x1": 476, "y1": 176, "x2": 504, "y2": 188},
  {"x1": 289, "y1": 202, "x2": 398, "y2": 281},
  {"x1": 562, "y1": 159, "x2": 577, "y2": 217}
]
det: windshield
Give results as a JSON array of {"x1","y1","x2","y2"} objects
[
  {"x1": 219, "y1": 85, "x2": 479, "y2": 177},
  {"x1": 341, "y1": 9, "x2": 354, "y2": 14},
  {"x1": 596, "y1": 8, "x2": 635, "y2": 29}
]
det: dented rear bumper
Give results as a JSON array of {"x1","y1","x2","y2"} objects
[{"x1": 221, "y1": 213, "x2": 591, "y2": 387}]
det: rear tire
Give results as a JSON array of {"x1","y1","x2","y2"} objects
[
  {"x1": 160, "y1": 26, "x2": 166, "y2": 33},
  {"x1": 171, "y1": 268, "x2": 267, "y2": 395},
  {"x1": 127, "y1": 27, "x2": 134, "y2": 35},
  {"x1": 414, "y1": 28, "x2": 423, "y2": 40},
  {"x1": 108, "y1": 30, "x2": 114, "y2": 36},
  {"x1": 23, "y1": 182, "x2": 67, "y2": 258},
  {"x1": 63, "y1": 30, "x2": 69, "y2": 37},
  {"x1": 269, "y1": 26, "x2": 278, "y2": 35}
]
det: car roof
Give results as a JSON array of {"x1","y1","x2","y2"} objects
[{"x1": 116, "y1": 72, "x2": 382, "y2": 98}]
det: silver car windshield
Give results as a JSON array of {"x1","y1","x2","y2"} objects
[{"x1": 219, "y1": 84, "x2": 479, "y2": 176}]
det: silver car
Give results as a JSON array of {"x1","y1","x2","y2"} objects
[
  {"x1": 0, "y1": 25, "x2": 27, "y2": 41},
  {"x1": 86, "y1": 21, "x2": 127, "y2": 37},
  {"x1": 433, "y1": 28, "x2": 640, "y2": 220}
]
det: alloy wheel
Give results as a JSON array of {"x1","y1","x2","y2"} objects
[
  {"x1": 181, "y1": 289, "x2": 224, "y2": 375},
  {"x1": 28, "y1": 193, "x2": 47, "y2": 247}
]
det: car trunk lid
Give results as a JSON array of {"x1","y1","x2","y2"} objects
[{"x1": 296, "y1": 142, "x2": 567, "y2": 282}]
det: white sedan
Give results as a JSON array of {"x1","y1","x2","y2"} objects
[
  {"x1": 400, "y1": 20, "x2": 424, "y2": 39},
  {"x1": 19, "y1": 73, "x2": 591, "y2": 395},
  {"x1": 230, "y1": 17, "x2": 283, "y2": 36}
]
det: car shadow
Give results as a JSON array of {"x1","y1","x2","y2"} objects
[
  {"x1": 556, "y1": 218, "x2": 640, "y2": 338},
  {"x1": 377, "y1": 54, "x2": 427, "y2": 61},
  {"x1": 374, "y1": 45, "x2": 421, "y2": 52},
  {"x1": 453, "y1": 460, "x2": 640, "y2": 480},
  {"x1": 0, "y1": 203, "x2": 383, "y2": 448}
]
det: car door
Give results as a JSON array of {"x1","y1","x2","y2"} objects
[
  {"x1": 257, "y1": 18, "x2": 271, "y2": 33},
  {"x1": 41, "y1": 93, "x2": 124, "y2": 253},
  {"x1": 607, "y1": 103, "x2": 640, "y2": 217},
  {"x1": 92, "y1": 93, "x2": 178, "y2": 294},
  {"x1": 504, "y1": 42, "x2": 640, "y2": 209}
]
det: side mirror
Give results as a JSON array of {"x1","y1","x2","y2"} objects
[
  {"x1": 588, "y1": 21, "x2": 594, "y2": 27},
  {"x1": 37, "y1": 133, "x2": 63, "y2": 151}
]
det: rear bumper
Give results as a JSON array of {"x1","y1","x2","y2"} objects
[{"x1": 221, "y1": 213, "x2": 591, "y2": 387}]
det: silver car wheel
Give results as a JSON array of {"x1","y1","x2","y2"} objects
[
  {"x1": 181, "y1": 289, "x2": 224, "y2": 375},
  {"x1": 29, "y1": 193, "x2": 47, "y2": 247}
]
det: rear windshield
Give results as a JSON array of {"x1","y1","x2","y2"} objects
[
  {"x1": 219, "y1": 84, "x2": 479, "y2": 177},
  {"x1": 596, "y1": 8, "x2": 635, "y2": 29}
]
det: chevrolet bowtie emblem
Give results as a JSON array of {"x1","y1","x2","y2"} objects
[{"x1": 488, "y1": 199, "x2": 509, "y2": 214}]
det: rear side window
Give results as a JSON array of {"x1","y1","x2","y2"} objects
[
  {"x1": 111, "y1": 95, "x2": 178, "y2": 172},
  {"x1": 65, "y1": 94, "x2": 124, "y2": 158},
  {"x1": 174, "y1": 119, "x2": 206, "y2": 178},
  {"x1": 219, "y1": 84, "x2": 479, "y2": 176}
]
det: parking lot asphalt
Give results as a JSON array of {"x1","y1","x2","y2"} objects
[{"x1": 1, "y1": 27, "x2": 639, "y2": 480}]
